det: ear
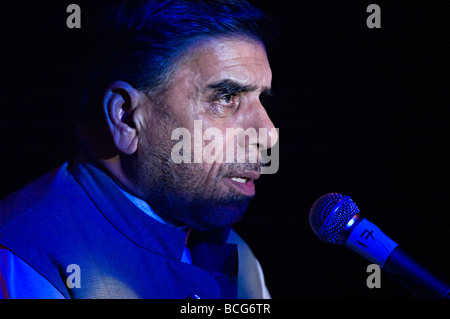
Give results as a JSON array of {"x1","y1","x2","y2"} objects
[{"x1": 103, "y1": 81, "x2": 141, "y2": 155}]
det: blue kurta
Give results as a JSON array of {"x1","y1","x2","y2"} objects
[{"x1": 0, "y1": 160, "x2": 254, "y2": 298}]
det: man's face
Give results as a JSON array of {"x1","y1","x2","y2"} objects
[{"x1": 128, "y1": 37, "x2": 277, "y2": 231}]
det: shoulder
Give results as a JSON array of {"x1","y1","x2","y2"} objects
[
  {"x1": 0, "y1": 162, "x2": 83, "y2": 232},
  {"x1": 0, "y1": 247, "x2": 65, "y2": 299}
]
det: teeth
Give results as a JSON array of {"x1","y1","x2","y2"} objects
[{"x1": 231, "y1": 177, "x2": 248, "y2": 183}]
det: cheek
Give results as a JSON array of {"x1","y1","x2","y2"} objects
[
  {"x1": 198, "y1": 118, "x2": 245, "y2": 164},
  {"x1": 200, "y1": 129, "x2": 247, "y2": 166},
  {"x1": 145, "y1": 109, "x2": 182, "y2": 148},
  {"x1": 221, "y1": 127, "x2": 256, "y2": 164},
  {"x1": 201, "y1": 127, "x2": 226, "y2": 164},
  {"x1": 194, "y1": 122, "x2": 258, "y2": 165},
  {"x1": 193, "y1": 162, "x2": 223, "y2": 185},
  {"x1": 166, "y1": 162, "x2": 225, "y2": 200}
]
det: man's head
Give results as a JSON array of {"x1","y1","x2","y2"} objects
[{"x1": 75, "y1": 0, "x2": 278, "y2": 230}]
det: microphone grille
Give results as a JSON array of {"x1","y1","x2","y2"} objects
[{"x1": 309, "y1": 193, "x2": 360, "y2": 244}]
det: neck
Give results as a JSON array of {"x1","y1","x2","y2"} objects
[
  {"x1": 81, "y1": 152, "x2": 188, "y2": 230},
  {"x1": 97, "y1": 155, "x2": 142, "y2": 198}
]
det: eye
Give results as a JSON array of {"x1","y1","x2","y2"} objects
[
  {"x1": 217, "y1": 94, "x2": 239, "y2": 108},
  {"x1": 211, "y1": 94, "x2": 240, "y2": 115}
]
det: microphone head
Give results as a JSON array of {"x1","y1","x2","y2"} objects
[{"x1": 309, "y1": 193, "x2": 360, "y2": 244}]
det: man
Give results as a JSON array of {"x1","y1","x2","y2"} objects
[{"x1": 0, "y1": 0, "x2": 278, "y2": 298}]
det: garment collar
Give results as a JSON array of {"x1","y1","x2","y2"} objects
[{"x1": 68, "y1": 159, "x2": 233, "y2": 269}]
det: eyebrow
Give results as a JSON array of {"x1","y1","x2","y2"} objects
[{"x1": 207, "y1": 79, "x2": 272, "y2": 96}]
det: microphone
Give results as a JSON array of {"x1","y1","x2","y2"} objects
[{"x1": 309, "y1": 193, "x2": 450, "y2": 299}]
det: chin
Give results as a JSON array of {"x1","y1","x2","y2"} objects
[{"x1": 184, "y1": 196, "x2": 251, "y2": 231}]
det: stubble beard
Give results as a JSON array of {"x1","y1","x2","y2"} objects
[{"x1": 123, "y1": 110, "x2": 254, "y2": 231}]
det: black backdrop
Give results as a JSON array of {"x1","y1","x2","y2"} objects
[{"x1": 1, "y1": 0, "x2": 449, "y2": 299}]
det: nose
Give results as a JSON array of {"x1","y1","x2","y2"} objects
[
  {"x1": 251, "y1": 102, "x2": 278, "y2": 152},
  {"x1": 234, "y1": 99, "x2": 278, "y2": 166}
]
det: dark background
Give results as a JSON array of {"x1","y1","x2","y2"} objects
[{"x1": 1, "y1": 1, "x2": 449, "y2": 298}]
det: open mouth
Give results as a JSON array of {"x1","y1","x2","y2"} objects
[
  {"x1": 230, "y1": 177, "x2": 249, "y2": 183},
  {"x1": 224, "y1": 171, "x2": 260, "y2": 196}
]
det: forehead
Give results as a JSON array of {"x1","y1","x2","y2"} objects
[{"x1": 175, "y1": 37, "x2": 272, "y2": 89}]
